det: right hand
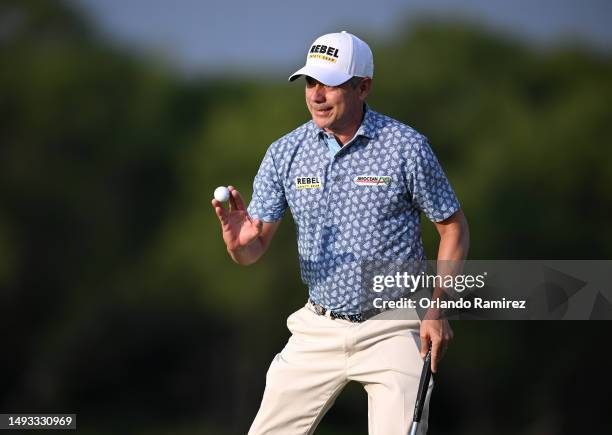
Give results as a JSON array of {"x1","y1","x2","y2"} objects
[{"x1": 211, "y1": 186, "x2": 263, "y2": 252}]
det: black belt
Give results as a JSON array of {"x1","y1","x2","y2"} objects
[{"x1": 308, "y1": 299, "x2": 366, "y2": 323}]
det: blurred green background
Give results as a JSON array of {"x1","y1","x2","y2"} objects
[{"x1": 1, "y1": 1, "x2": 611, "y2": 434}]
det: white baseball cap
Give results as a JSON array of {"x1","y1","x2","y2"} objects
[{"x1": 289, "y1": 31, "x2": 374, "y2": 86}]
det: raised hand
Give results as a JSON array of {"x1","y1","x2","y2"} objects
[{"x1": 211, "y1": 186, "x2": 263, "y2": 252}]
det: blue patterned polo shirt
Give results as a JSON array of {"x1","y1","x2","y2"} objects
[{"x1": 247, "y1": 106, "x2": 460, "y2": 315}]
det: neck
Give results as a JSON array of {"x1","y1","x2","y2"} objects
[{"x1": 330, "y1": 129, "x2": 358, "y2": 146}]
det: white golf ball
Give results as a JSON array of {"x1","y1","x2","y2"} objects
[{"x1": 214, "y1": 186, "x2": 230, "y2": 202}]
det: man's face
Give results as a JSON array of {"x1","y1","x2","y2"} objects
[{"x1": 305, "y1": 76, "x2": 370, "y2": 133}]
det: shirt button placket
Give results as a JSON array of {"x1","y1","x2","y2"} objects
[{"x1": 324, "y1": 160, "x2": 336, "y2": 220}]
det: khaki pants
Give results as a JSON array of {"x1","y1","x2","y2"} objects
[{"x1": 248, "y1": 302, "x2": 433, "y2": 435}]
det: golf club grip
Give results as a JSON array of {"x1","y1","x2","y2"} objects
[{"x1": 413, "y1": 350, "x2": 432, "y2": 422}]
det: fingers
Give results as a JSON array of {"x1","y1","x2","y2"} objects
[
  {"x1": 252, "y1": 218, "x2": 263, "y2": 236},
  {"x1": 420, "y1": 331, "x2": 431, "y2": 360},
  {"x1": 421, "y1": 320, "x2": 453, "y2": 373},
  {"x1": 212, "y1": 185, "x2": 244, "y2": 222},
  {"x1": 211, "y1": 199, "x2": 228, "y2": 224},
  {"x1": 430, "y1": 337, "x2": 441, "y2": 373},
  {"x1": 228, "y1": 186, "x2": 246, "y2": 211}
]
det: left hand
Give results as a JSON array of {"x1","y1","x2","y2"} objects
[{"x1": 419, "y1": 318, "x2": 453, "y2": 373}]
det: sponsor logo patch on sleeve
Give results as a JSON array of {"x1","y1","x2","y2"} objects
[
  {"x1": 353, "y1": 175, "x2": 392, "y2": 186},
  {"x1": 295, "y1": 176, "x2": 322, "y2": 189}
]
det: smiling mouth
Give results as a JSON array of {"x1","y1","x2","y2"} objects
[{"x1": 314, "y1": 107, "x2": 332, "y2": 115}]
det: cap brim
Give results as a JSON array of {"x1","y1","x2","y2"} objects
[{"x1": 288, "y1": 65, "x2": 351, "y2": 87}]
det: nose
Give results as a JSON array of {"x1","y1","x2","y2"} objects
[{"x1": 311, "y1": 83, "x2": 326, "y2": 103}]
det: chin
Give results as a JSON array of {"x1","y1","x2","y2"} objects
[
  {"x1": 313, "y1": 119, "x2": 327, "y2": 129},
  {"x1": 312, "y1": 115, "x2": 333, "y2": 130}
]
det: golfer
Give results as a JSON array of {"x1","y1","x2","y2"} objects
[{"x1": 212, "y1": 31, "x2": 469, "y2": 435}]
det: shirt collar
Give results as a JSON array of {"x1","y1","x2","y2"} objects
[{"x1": 307, "y1": 104, "x2": 376, "y2": 141}]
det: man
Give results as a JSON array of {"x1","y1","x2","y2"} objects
[{"x1": 212, "y1": 31, "x2": 469, "y2": 435}]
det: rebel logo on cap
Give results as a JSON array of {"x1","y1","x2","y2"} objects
[{"x1": 308, "y1": 44, "x2": 340, "y2": 63}]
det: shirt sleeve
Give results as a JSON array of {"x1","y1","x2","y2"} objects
[
  {"x1": 247, "y1": 146, "x2": 288, "y2": 222},
  {"x1": 407, "y1": 138, "x2": 461, "y2": 222}
]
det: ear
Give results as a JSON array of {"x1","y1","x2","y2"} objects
[{"x1": 358, "y1": 78, "x2": 372, "y2": 101}]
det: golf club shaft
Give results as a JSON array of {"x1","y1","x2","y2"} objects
[{"x1": 409, "y1": 349, "x2": 432, "y2": 434}]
